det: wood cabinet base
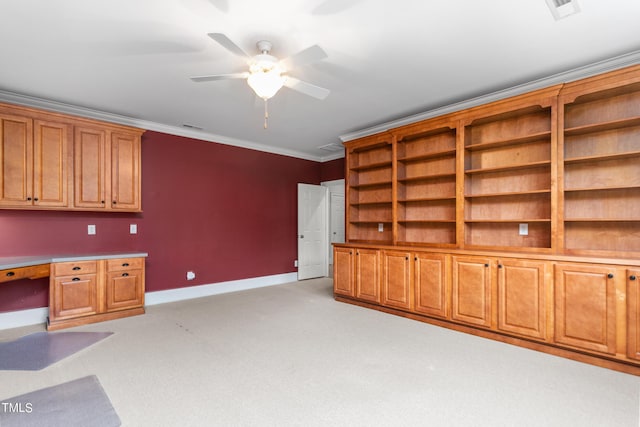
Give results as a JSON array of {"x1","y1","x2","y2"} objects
[
  {"x1": 335, "y1": 295, "x2": 640, "y2": 376},
  {"x1": 47, "y1": 307, "x2": 145, "y2": 331}
]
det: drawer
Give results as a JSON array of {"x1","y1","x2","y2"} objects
[
  {"x1": 53, "y1": 260, "x2": 98, "y2": 276},
  {"x1": 107, "y1": 258, "x2": 144, "y2": 272},
  {"x1": 0, "y1": 264, "x2": 50, "y2": 283}
]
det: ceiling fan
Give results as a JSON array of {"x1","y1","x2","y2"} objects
[{"x1": 190, "y1": 33, "x2": 330, "y2": 128}]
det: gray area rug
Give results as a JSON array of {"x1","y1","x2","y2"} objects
[
  {"x1": 0, "y1": 375, "x2": 120, "y2": 427},
  {"x1": 0, "y1": 332, "x2": 113, "y2": 371}
]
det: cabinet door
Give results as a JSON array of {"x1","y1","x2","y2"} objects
[
  {"x1": 74, "y1": 126, "x2": 107, "y2": 209},
  {"x1": 0, "y1": 113, "x2": 33, "y2": 206},
  {"x1": 356, "y1": 248, "x2": 380, "y2": 303},
  {"x1": 497, "y1": 259, "x2": 550, "y2": 340},
  {"x1": 554, "y1": 263, "x2": 616, "y2": 354},
  {"x1": 382, "y1": 250, "x2": 411, "y2": 310},
  {"x1": 334, "y1": 247, "x2": 355, "y2": 297},
  {"x1": 51, "y1": 274, "x2": 99, "y2": 320},
  {"x1": 414, "y1": 252, "x2": 448, "y2": 319},
  {"x1": 106, "y1": 269, "x2": 144, "y2": 311},
  {"x1": 627, "y1": 269, "x2": 640, "y2": 360},
  {"x1": 33, "y1": 119, "x2": 70, "y2": 207},
  {"x1": 110, "y1": 131, "x2": 141, "y2": 211},
  {"x1": 452, "y1": 256, "x2": 493, "y2": 328}
]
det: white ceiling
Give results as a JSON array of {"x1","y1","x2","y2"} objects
[{"x1": 1, "y1": 0, "x2": 639, "y2": 161}]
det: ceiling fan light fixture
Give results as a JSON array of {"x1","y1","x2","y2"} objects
[{"x1": 247, "y1": 68, "x2": 287, "y2": 100}]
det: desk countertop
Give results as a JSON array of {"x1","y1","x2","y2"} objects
[{"x1": 0, "y1": 253, "x2": 149, "y2": 270}]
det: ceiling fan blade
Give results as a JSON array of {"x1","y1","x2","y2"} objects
[
  {"x1": 207, "y1": 33, "x2": 249, "y2": 58},
  {"x1": 279, "y1": 45, "x2": 327, "y2": 71},
  {"x1": 284, "y1": 77, "x2": 330, "y2": 100},
  {"x1": 190, "y1": 72, "x2": 249, "y2": 82}
]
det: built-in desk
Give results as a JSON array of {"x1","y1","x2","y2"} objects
[{"x1": 0, "y1": 253, "x2": 148, "y2": 330}]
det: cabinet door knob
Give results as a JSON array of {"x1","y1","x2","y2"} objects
[
  {"x1": 498, "y1": 264, "x2": 503, "y2": 269},
  {"x1": 631, "y1": 275, "x2": 637, "y2": 281},
  {"x1": 34, "y1": 198, "x2": 38, "y2": 202},
  {"x1": 72, "y1": 266, "x2": 81, "y2": 271},
  {"x1": 414, "y1": 257, "x2": 418, "y2": 261},
  {"x1": 6, "y1": 271, "x2": 15, "y2": 277},
  {"x1": 608, "y1": 273, "x2": 614, "y2": 279},
  {"x1": 484, "y1": 263, "x2": 489, "y2": 267},
  {"x1": 112, "y1": 201, "x2": 117, "y2": 204},
  {"x1": 101, "y1": 200, "x2": 105, "y2": 204},
  {"x1": 122, "y1": 273, "x2": 129, "y2": 277},
  {"x1": 405, "y1": 256, "x2": 409, "y2": 260},
  {"x1": 27, "y1": 197, "x2": 32, "y2": 201}
]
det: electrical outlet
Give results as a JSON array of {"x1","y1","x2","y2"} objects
[
  {"x1": 378, "y1": 223, "x2": 384, "y2": 232},
  {"x1": 130, "y1": 224, "x2": 137, "y2": 234},
  {"x1": 294, "y1": 260, "x2": 298, "y2": 268},
  {"x1": 186, "y1": 271, "x2": 195, "y2": 280},
  {"x1": 519, "y1": 223, "x2": 529, "y2": 236},
  {"x1": 87, "y1": 224, "x2": 96, "y2": 235}
]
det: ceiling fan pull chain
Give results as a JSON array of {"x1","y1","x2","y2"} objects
[{"x1": 264, "y1": 98, "x2": 269, "y2": 129}]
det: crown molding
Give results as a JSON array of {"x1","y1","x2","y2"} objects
[
  {"x1": 0, "y1": 90, "x2": 326, "y2": 162},
  {"x1": 339, "y1": 50, "x2": 640, "y2": 142}
]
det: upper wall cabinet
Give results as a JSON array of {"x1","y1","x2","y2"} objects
[
  {"x1": 74, "y1": 126, "x2": 142, "y2": 211},
  {"x1": 0, "y1": 110, "x2": 72, "y2": 208},
  {"x1": 0, "y1": 102, "x2": 143, "y2": 212}
]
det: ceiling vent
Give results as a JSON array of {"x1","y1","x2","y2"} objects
[
  {"x1": 318, "y1": 143, "x2": 344, "y2": 152},
  {"x1": 546, "y1": 0, "x2": 580, "y2": 20}
]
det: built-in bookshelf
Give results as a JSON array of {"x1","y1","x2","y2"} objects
[
  {"x1": 346, "y1": 133, "x2": 393, "y2": 243},
  {"x1": 560, "y1": 77, "x2": 640, "y2": 256},
  {"x1": 394, "y1": 119, "x2": 457, "y2": 246},
  {"x1": 463, "y1": 103, "x2": 555, "y2": 250}
]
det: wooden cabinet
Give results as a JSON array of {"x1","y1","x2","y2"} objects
[
  {"x1": 106, "y1": 258, "x2": 144, "y2": 311},
  {"x1": 49, "y1": 260, "x2": 99, "y2": 321},
  {"x1": 0, "y1": 111, "x2": 71, "y2": 208},
  {"x1": 451, "y1": 255, "x2": 493, "y2": 328},
  {"x1": 333, "y1": 246, "x2": 355, "y2": 297},
  {"x1": 382, "y1": 250, "x2": 412, "y2": 310},
  {"x1": 554, "y1": 263, "x2": 617, "y2": 355},
  {"x1": 355, "y1": 248, "x2": 380, "y2": 303},
  {"x1": 0, "y1": 102, "x2": 143, "y2": 212},
  {"x1": 627, "y1": 269, "x2": 640, "y2": 360},
  {"x1": 497, "y1": 258, "x2": 550, "y2": 341},
  {"x1": 74, "y1": 126, "x2": 142, "y2": 211},
  {"x1": 48, "y1": 256, "x2": 146, "y2": 330},
  {"x1": 414, "y1": 252, "x2": 448, "y2": 319}
]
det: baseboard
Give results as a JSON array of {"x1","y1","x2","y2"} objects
[
  {"x1": 0, "y1": 272, "x2": 299, "y2": 330},
  {"x1": 144, "y1": 272, "x2": 299, "y2": 306},
  {"x1": 0, "y1": 307, "x2": 49, "y2": 330}
]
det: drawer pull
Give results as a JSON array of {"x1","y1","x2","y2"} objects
[
  {"x1": 72, "y1": 277, "x2": 81, "y2": 281},
  {"x1": 122, "y1": 263, "x2": 129, "y2": 267},
  {"x1": 6, "y1": 271, "x2": 15, "y2": 277},
  {"x1": 72, "y1": 266, "x2": 81, "y2": 271},
  {"x1": 122, "y1": 273, "x2": 129, "y2": 277}
]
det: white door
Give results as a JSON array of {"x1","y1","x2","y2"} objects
[
  {"x1": 298, "y1": 183, "x2": 328, "y2": 280},
  {"x1": 329, "y1": 193, "x2": 345, "y2": 264}
]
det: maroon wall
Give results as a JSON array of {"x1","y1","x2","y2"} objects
[
  {"x1": 320, "y1": 157, "x2": 345, "y2": 182},
  {"x1": 0, "y1": 130, "x2": 332, "y2": 313}
]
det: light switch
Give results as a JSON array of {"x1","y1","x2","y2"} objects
[
  {"x1": 130, "y1": 224, "x2": 137, "y2": 234},
  {"x1": 88, "y1": 224, "x2": 96, "y2": 235}
]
